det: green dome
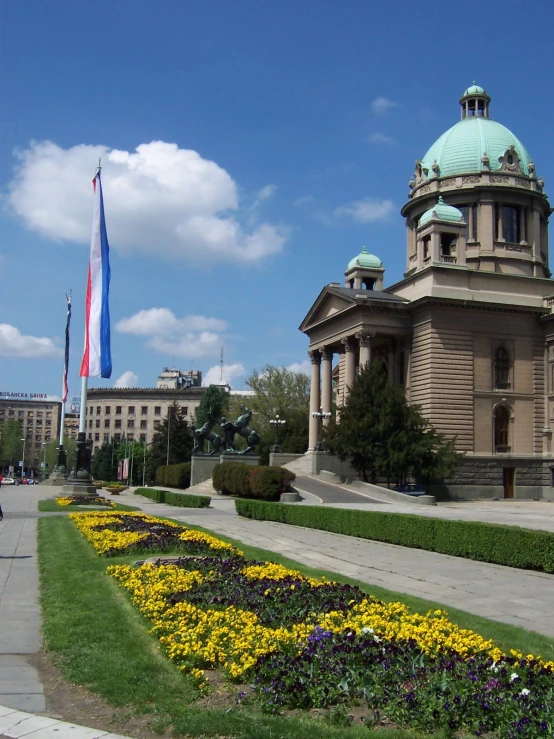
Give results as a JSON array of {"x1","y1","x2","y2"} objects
[
  {"x1": 421, "y1": 117, "x2": 533, "y2": 178},
  {"x1": 463, "y1": 83, "x2": 486, "y2": 95},
  {"x1": 346, "y1": 246, "x2": 382, "y2": 271},
  {"x1": 419, "y1": 196, "x2": 463, "y2": 227}
]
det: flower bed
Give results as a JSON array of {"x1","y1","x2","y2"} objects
[
  {"x1": 68, "y1": 511, "x2": 241, "y2": 557},
  {"x1": 57, "y1": 496, "x2": 115, "y2": 507},
  {"x1": 68, "y1": 511, "x2": 554, "y2": 736}
]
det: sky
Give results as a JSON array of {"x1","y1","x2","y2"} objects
[{"x1": 1, "y1": 0, "x2": 553, "y2": 399}]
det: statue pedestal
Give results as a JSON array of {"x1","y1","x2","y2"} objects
[
  {"x1": 190, "y1": 455, "x2": 221, "y2": 487},
  {"x1": 44, "y1": 471, "x2": 69, "y2": 486},
  {"x1": 219, "y1": 453, "x2": 259, "y2": 467}
]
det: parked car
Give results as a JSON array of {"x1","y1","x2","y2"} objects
[
  {"x1": 25, "y1": 479, "x2": 37, "y2": 485},
  {"x1": 2, "y1": 477, "x2": 15, "y2": 485},
  {"x1": 394, "y1": 483, "x2": 427, "y2": 497}
]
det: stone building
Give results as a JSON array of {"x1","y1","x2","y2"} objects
[
  {"x1": 300, "y1": 84, "x2": 554, "y2": 499},
  {"x1": 86, "y1": 368, "x2": 206, "y2": 452},
  {"x1": 0, "y1": 396, "x2": 61, "y2": 472}
]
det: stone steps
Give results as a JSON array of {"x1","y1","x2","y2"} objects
[{"x1": 282, "y1": 453, "x2": 313, "y2": 476}]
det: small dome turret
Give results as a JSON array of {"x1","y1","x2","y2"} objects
[
  {"x1": 419, "y1": 197, "x2": 464, "y2": 227},
  {"x1": 346, "y1": 246, "x2": 382, "y2": 271}
]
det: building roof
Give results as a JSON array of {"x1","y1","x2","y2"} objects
[
  {"x1": 328, "y1": 286, "x2": 408, "y2": 303},
  {"x1": 463, "y1": 83, "x2": 486, "y2": 96},
  {"x1": 346, "y1": 246, "x2": 383, "y2": 271},
  {"x1": 419, "y1": 196, "x2": 464, "y2": 227},
  {"x1": 421, "y1": 103, "x2": 533, "y2": 178}
]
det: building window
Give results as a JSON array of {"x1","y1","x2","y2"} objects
[
  {"x1": 88, "y1": 433, "x2": 92, "y2": 440},
  {"x1": 18, "y1": 411, "x2": 24, "y2": 418},
  {"x1": 116, "y1": 406, "x2": 122, "y2": 414},
  {"x1": 114, "y1": 433, "x2": 121, "y2": 441},
  {"x1": 105, "y1": 406, "x2": 110, "y2": 414},
  {"x1": 140, "y1": 434, "x2": 147, "y2": 442},
  {"x1": 94, "y1": 433, "x2": 100, "y2": 442},
  {"x1": 128, "y1": 406, "x2": 135, "y2": 414},
  {"x1": 8, "y1": 410, "x2": 14, "y2": 416},
  {"x1": 127, "y1": 420, "x2": 134, "y2": 429},
  {"x1": 181, "y1": 406, "x2": 188, "y2": 415},
  {"x1": 154, "y1": 420, "x2": 161, "y2": 429},
  {"x1": 494, "y1": 346, "x2": 510, "y2": 389},
  {"x1": 47, "y1": 412, "x2": 52, "y2": 418},
  {"x1": 127, "y1": 433, "x2": 134, "y2": 441},
  {"x1": 37, "y1": 412, "x2": 42, "y2": 418},
  {"x1": 95, "y1": 419, "x2": 100, "y2": 428},
  {"x1": 154, "y1": 406, "x2": 161, "y2": 415},
  {"x1": 45, "y1": 420, "x2": 51, "y2": 426},
  {"x1": 494, "y1": 405, "x2": 511, "y2": 452},
  {"x1": 115, "y1": 419, "x2": 121, "y2": 429},
  {"x1": 141, "y1": 406, "x2": 148, "y2": 415},
  {"x1": 35, "y1": 434, "x2": 42, "y2": 441},
  {"x1": 140, "y1": 420, "x2": 147, "y2": 429},
  {"x1": 104, "y1": 434, "x2": 109, "y2": 442},
  {"x1": 36, "y1": 418, "x2": 42, "y2": 425},
  {"x1": 96, "y1": 406, "x2": 101, "y2": 415},
  {"x1": 104, "y1": 420, "x2": 110, "y2": 428},
  {"x1": 89, "y1": 420, "x2": 93, "y2": 429}
]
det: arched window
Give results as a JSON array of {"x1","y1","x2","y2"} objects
[
  {"x1": 494, "y1": 346, "x2": 510, "y2": 389},
  {"x1": 494, "y1": 405, "x2": 511, "y2": 452}
]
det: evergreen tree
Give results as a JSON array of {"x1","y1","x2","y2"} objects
[
  {"x1": 147, "y1": 402, "x2": 193, "y2": 479},
  {"x1": 91, "y1": 439, "x2": 118, "y2": 481},
  {"x1": 194, "y1": 385, "x2": 229, "y2": 427},
  {"x1": 0, "y1": 419, "x2": 23, "y2": 469},
  {"x1": 324, "y1": 362, "x2": 462, "y2": 486}
]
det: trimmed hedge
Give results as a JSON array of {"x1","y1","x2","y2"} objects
[
  {"x1": 155, "y1": 462, "x2": 191, "y2": 489},
  {"x1": 134, "y1": 487, "x2": 210, "y2": 508},
  {"x1": 212, "y1": 462, "x2": 295, "y2": 502},
  {"x1": 135, "y1": 487, "x2": 167, "y2": 503},
  {"x1": 234, "y1": 499, "x2": 554, "y2": 574}
]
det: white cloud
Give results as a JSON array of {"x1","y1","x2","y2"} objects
[
  {"x1": 368, "y1": 132, "x2": 396, "y2": 145},
  {"x1": 334, "y1": 198, "x2": 395, "y2": 223},
  {"x1": 252, "y1": 184, "x2": 277, "y2": 208},
  {"x1": 370, "y1": 96, "x2": 398, "y2": 115},
  {"x1": 287, "y1": 359, "x2": 311, "y2": 376},
  {"x1": 0, "y1": 324, "x2": 61, "y2": 358},
  {"x1": 8, "y1": 141, "x2": 287, "y2": 265},
  {"x1": 114, "y1": 370, "x2": 139, "y2": 388},
  {"x1": 116, "y1": 307, "x2": 227, "y2": 359},
  {"x1": 294, "y1": 195, "x2": 315, "y2": 207},
  {"x1": 202, "y1": 363, "x2": 246, "y2": 387}
]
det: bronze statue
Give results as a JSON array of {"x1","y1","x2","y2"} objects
[
  {"x1": 192, "y1": 411, "x2": 224, "y2": 456},
  {"x1": 220, "y1": 405, "x2": 260, "y2": 455}
]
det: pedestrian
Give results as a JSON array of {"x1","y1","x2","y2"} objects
[
  {"x1": 0, "y1": 499, "x2": 3, "y2": 521},
  {"x1": 0, "y1": 473, "x2": 3, "y2": 488}
]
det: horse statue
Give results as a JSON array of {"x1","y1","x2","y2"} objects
[
  {"x1": 232, "y1": 405, "x2": 260, "y2": 455},
  {"x1": 192, "y1": 411, "x2": 224, "y2": 456}
]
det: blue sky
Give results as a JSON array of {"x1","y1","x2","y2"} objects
[{"x1": 1, "y1": 0, "x2": 552, "y2": 398}]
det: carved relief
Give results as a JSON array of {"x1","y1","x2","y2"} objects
[
  {"x1": 506, "y1": 244, "x2": 523, "y2": 252},
  {"x1": 308, "y1": 350, "x2": 321, "y2": 364},
  {"x1": 462, "y1": 175, "x2": 480, "y2": 185},
  {"x1": 498, "y1": 145, "x2": 522, "y2": 174},
  {"x1": 440, "y1": 178, "x2": 457, "y2": 188},
  {"x1": 417, "y1": 184, "x2": 431, "y2": 195},
  {"x1": 491, "y1": 175, "x2": 509, "y2": 184}
]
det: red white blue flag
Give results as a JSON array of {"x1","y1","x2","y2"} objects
[
  {"x1": 80, "y1": 170, "x2": 112, "y2": 379},
  {"x1": 62, "y1": 293, "x2": 72, "y2": 402}
]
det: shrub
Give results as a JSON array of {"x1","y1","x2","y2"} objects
[
  {"x1": 212, "y1": 462, "x2": 246, "y2": 495},
  {"x1": 234, "y1": 499, "x2": 554, "y2": 573},
  {"x1": 134, "y1": 487, "x2": 167, "y2": 503},
  {"x1": 249, "y1": 466, "x2": 296, "y2": 501},
  {"x1": 155, "y1": 462, "x2": 191, "y2": 489}
]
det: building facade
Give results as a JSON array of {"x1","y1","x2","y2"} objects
[
  {"x1": 0, "y1": 397, "x2": 62, "y2": 471},
  {"x1": 86, "y1": 368, "x2": 206, "y2": 452},
  {"x1": 300, "y1": 84, "x2": 554, "y2": 500}
]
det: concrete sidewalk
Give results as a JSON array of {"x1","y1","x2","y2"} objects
[{"x1": 123, "y1": 487, "x2": 554, "y2": 640}]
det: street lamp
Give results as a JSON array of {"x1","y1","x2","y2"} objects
[
  {"x1": 311, "y1": 407, "x2": 331, "y2": 451},
  {"x1": 20, "y1": 437, "x2": 26, "y2": 479},
  {"x1": 269, "y1": 413, "x2": 286, "y2": 453},
  {"x1": 42, "y1": 442, "x2": 48, "y2": 476},
  {"x1": 142, "y1": 440, "x2": 150, "y2": 487}
]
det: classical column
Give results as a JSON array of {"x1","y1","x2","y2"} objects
[
  {"x1": 480, "y1": 200, "x2": 495, "y2": 251},
  {"x1": 519, "y1": 207, "x2": 527, "y2": 244},
  {"x1": 356, "y1": 332, "x2": 372, "y2": 369},
  {"x1": 431, "y1": 231, "x2": 440, "y2": 262},
  {"x1": 342, "y1": 337, "x2": 357, "y2": 403},
  {"x1": 308, "y1": 350, "x2": 321, "y2": 451},
  {"x1": 320, "y1": 347, "x2": 333, "y2": 424},
  {"x1": 497, "y1": 204, "x2": 504, "y2": 242}
]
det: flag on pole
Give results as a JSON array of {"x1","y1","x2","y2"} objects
[
  {"x1": 80, "y1": 169, "x2": 112, "y2": 378},
  {"x1": 62, "y1": 293, "x2": 72, "y2": 402}
]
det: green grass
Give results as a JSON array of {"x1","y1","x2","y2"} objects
[
  {"x1": 38, "y1": 515, "x2": 449, "y2": 739},
  {"x1": 38, "y1": 499, "x2": 138, "y2": 512}
]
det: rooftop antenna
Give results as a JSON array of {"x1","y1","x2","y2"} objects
[{"x1": 220, "y1": 347, "x2": 224, "y2": 383}]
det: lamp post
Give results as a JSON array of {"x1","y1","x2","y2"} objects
[
  {"x1": 42, "y1": 442, "x2": 48, "y2": 477},
  {"x1": 269, "y1": 413, "x2": 286, "y2": 453},
  {"x1": 311, "y1": 407, "x2": 331, "y2": 451},
  {"x1": 20, "y1": 437, "x2": 26, "y2": 479},
  {"x1": 142, "y1": 440, "x2": 150, "y2": 487}
]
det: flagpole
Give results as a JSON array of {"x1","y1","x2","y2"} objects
[
  {"x1": 59, "y1": 291, "x2": 72, "y2": 447},
  {"x1": 78, "y1": 377, "x2": 88, "y2": 434}
]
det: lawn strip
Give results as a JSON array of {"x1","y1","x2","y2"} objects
[{"x1": 38, "y1": 515, "x2": 435, "y2": 739}]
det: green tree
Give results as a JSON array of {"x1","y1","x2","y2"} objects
[
  {"x1": 92, "y1": 439, "x2": 118, "y2": 481},
  {"x1": 147, "y1": 402, "x2": 193, "y2": 480},
  {"x1": 44, "y1": 435, "x2": 76, "y2": 474},
  {"x1": 0, "y1": 419, "x2": 24, "y2": 469},
  {"x1": 324, "y1": 362, "x2": 462, "y2": 486},
  {"x1": 245, "y1": 365, "x2": 310, "y2": 463},
  {"x1": 194, "y1": 385, "x2": 229, "y2": 428}
]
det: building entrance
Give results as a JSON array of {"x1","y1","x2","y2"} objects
[{"x1": 503, "y1": 468, "x2": 515, "y2": 499}]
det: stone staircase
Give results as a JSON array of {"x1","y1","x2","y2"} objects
[{"x1": 282, "y1": 453, "x2": 313, "y2": 476}]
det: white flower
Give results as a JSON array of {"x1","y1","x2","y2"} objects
[
  {"x1": 510, "y1": 672, "x2": 519, "y2": 682},
  {"x1": 489, "y1": 663, "x2": 499, "y2": 673},
  {"x1": 361, "y1": 627, "x2": 374, "y2": 634},
  {"x1": 520, "y1": 688, "x2": 530, "y2": 696}
]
